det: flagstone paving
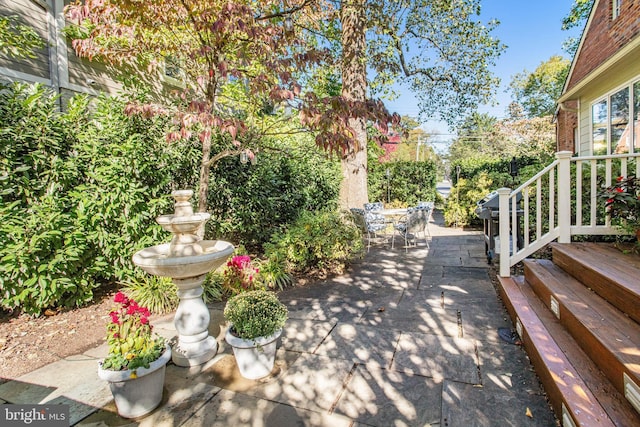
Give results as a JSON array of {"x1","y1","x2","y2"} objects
[{"x1": 0, "y1": 210, "x2": 557, "y2": 426}]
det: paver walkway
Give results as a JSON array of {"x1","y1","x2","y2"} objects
[{"x1": 0, "y1": 211, "x2": 557, "y2": 426}]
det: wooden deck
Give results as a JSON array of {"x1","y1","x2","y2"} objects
[{"x1": 497, "y1": 243, "x2": 640, "y2": 427}]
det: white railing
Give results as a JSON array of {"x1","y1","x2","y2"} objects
[{"x1": 498, "y1": 151, "x2": 640, "y2": 277}]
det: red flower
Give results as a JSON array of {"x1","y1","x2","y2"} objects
[
  {"x1": 114, "y1": 292, "x2": 127, "y2": 304},
  {"x1": 109, "y1": 312, "x2": 119, "y2": 324},
  {"x1": 140, "y1": 316, "x2": 149, "y2": 325}
]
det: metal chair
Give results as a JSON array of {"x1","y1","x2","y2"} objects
[
  {"x1": 351, "y1": 208, "x2": 387, "y2": 250},
  {"x1": 416, "y1": 201, "x2": 434, "y2": 238},
  {"x1": 364, "y1": 201, "x2": 384, "y2": 211},
  {"x1": 392, "y1": 208, "x2": 428, "y2": 251}
]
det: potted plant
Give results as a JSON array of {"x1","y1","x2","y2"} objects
[
  {"x1": 97, "y1": 292, "x2": 171, "y2": 418},
  {"x1": 224, "y1": 289, "x2": 288, "y2": 379},
  {"x1": 600, "y1": 175, "x2": 640, "y2": 239}
]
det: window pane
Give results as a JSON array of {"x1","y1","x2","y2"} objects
[
  {"x1": 634, "y1": 81, "x2": 640, "y2": 153},
  {"x1": 592, "y1": 100, "x2": 608, "y2": 155},
  {"x1": 610, "y1": 87, "x2": 630, "y2": 154}
]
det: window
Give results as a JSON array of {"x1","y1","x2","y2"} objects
[
  {"x1": 592, "y1": 101, "x2": 608, "y2": 155},
  {"x1": 610, "y1": 87, "x2": 629, "y2": 153},
  {"x1": 613, "y1": 0, "x2": 622, "y2": 19},
  {"x1": 591, "y1": 78, "x2": 640, "y2": 155},
  {"x1": 163, "y1": 56, "x2": 184, "y2": 86}
]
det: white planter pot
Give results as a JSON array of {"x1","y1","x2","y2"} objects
[
  {"x1": 98, "y1": 345, "x2": 171, "y2": 418},
  {"x1": 225, "y1": 328, "x2": 282, "y2": 380}
]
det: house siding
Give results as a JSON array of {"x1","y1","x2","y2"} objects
[
  {"x1": 557, "y1": 0, "x2": 640, "y2": 156},
  {"x1": 1, "y1": 0, "x2": 182, "y2": 107},
  {"x1": 0, "y1": 0, "x2": 51, "y2": 84},
  {"x1": 568, "y1": 0, "x2": 640, "y2": 89}
]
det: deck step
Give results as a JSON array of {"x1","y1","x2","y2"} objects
[
  {"x1": 524, "y1": 258, "x2": 640, "y2": 403},
  {"x1": 551, "y1": 243, "x2": 640, "y2": 324},
  {"x1": 498, "y1": 276, "x2": 620, "y2": 426}
]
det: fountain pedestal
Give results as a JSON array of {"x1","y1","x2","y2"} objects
[
  {"x1": 132, "y1": 190, "x2": 234, "y2": 367},
  {"x1": 171, "y1": 275, "x2": 218, "y2": 366}
]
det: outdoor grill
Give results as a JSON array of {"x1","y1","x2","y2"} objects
[{"x1": 475, "y1": 191, "x2": 523, "y2": 263}]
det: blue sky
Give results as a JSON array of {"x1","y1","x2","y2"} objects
[{"x1": 384, "y1": 0, "x2": 584, "y2": 139}]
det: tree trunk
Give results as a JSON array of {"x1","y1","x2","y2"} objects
[
  {"x1": 340, "y1": 0, "x2": 369, "y2": 210},
  {"x1": 197, "y1": 136, "x2": 211, "y2": 214}
]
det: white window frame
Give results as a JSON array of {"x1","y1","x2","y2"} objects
[
  {"x1": 612, "y1": 0, "x2": 622, "y2": 20},
  {"x1": 590, "y1": 76, "x2": 640, "y2": 155}
]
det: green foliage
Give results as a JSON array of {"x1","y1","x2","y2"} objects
[
  {"x1": 255, "y1": 255, "x2": 293, "y2": 291},
  {"x1": 369, "y1": 160, "x2": 437, "y2": 206},
  {"x1": 509, "y1": 56, "x2": 571, "y2": 118},
  {"x1": 121, "y1": 276, "x2": 178, "y2": 315},
  {"x1": 0, "y1": 16, "x2": 44, "y2": 59},
  {"x1": 562, "y1": 0, "x2": 594, "y2": 56},
  {"x1": 202, "y1": 272, "x2": 225, "y2": 304},
  {"x1": 444, "y1": 174, "x2": 496, "y2": 227},
  {"x1": 365, "y1": 0, "x2": 506, "y2": 126},
  {"x1": 0, "y1": 82, "x2": 199, "y2": 314},
  {"x1": 264, "y1": 210, "x2": 363, "y2": 276},
  {"x1": 102, "y1": 292, "x2": 166, "y2": 372},
  {"x1": 206, "y1": 142, "x2": 340, "y2": 250},
  {"x1": 223, "y1": 290, "x2": 288, "y2": 341},
  {"x1": 599, "y1": 175, "x2": 640, "y2": 233},
  {"x1": 0, "y1": 84, "x2": 99, "y2": 313}
]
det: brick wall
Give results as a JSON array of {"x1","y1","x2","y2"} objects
[
  {"x1": 556, "y1": 100, "x2": 579, "y2": 152},
  {"x1": 568, "y1": 0, "x2": 640, "y2": 89}
]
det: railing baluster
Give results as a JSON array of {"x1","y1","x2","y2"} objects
[
  {"x1": 591, "y1": 160, "x2": 597, "y2": 227},
  {"x1": 576, "y1": 160, "x2": 583, "y2": 227},
  {"x1": 549, "y1": 166, "x2": 555, "y2": 233},
  {"x1": 523, "y1": 187, "x2": 530, "y2": 247},
  {"x1": 536, "y1": 177, "x2": 542, "y2": 240}
]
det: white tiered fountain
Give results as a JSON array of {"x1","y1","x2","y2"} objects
[{"x1": 132, "y1": 190, "x2": 234, "y2": 366}]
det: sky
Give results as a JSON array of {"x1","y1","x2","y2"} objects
[{"x1": 383, "y1": 0, "x2": 584, "y2": 145}]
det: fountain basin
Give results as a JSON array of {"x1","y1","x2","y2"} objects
[{"x1": 132, "y1": 240, "x2": 234, "y2": 279}]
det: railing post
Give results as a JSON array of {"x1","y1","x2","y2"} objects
[
  {"x1": 498, "y1": 188, "x2": 511, "y2": 277},
  {"x1": 557, "y1": 151, "x2": 573, "y2": 243}
]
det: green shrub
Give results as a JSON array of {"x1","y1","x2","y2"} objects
[
  {"x1": 369, "y1": 160, "x2": 437, "y2": 205},
  {"x1": 444, "y1": 173, "x2": 496, "y2": 227},
  {"x1": 0, "y1": 83, "x2": 200, "y2": 314},
  {"x1": 263, "y1": 210, "x2": 363, "y2": 276},
  {"x1": 223, "y1": 290, "x2": 288, "y2": 340},
  {"x1": 206, "y1": 143, "x2": 340, "y2": 250}
]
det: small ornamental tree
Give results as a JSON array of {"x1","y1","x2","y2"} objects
[{"x1": 65, "y1": 0, "x2": 397, "y2": 213}]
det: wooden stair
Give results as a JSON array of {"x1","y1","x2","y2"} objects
[{"x1": 497, "y1": 243, "x2": 640, "y2": 427}]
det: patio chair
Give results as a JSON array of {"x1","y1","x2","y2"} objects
[
  {"x1": 392, "y1": 208, "x2": 428, "y2": 251},
  {"x1": 350, "y1": 208, "x2": 387, "y2": 250},
  {"x1": 416, "y1": 201, "x2": 434, "y2": 238},
  {"x1": 364, "y1": 201, "x2": 384, "y2": 211}
]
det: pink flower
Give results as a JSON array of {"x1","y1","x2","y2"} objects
[
  {"x1": 109, "y1": 312, "x2": 119, "y2": 324},
  {"x1": 114, "y1": 292, "x2": 127, "y2": 304}
]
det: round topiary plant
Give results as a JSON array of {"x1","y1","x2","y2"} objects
[{"x1": 223, "y1": 290, "x2": 288, "y2": 341}]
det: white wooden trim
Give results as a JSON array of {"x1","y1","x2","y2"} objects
[
  {"x1": 500, "y1": 152, "x2": 640, "y2": 277},
  {"x1": 46, "y1": 0, "x2": 59, "y2": 91},
  {"x1": 53, "y1": 0, "x2": 69, "y2": 88},
  {"x1": 0, "y1": 67, "x2": 51, "y2": 85}
]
